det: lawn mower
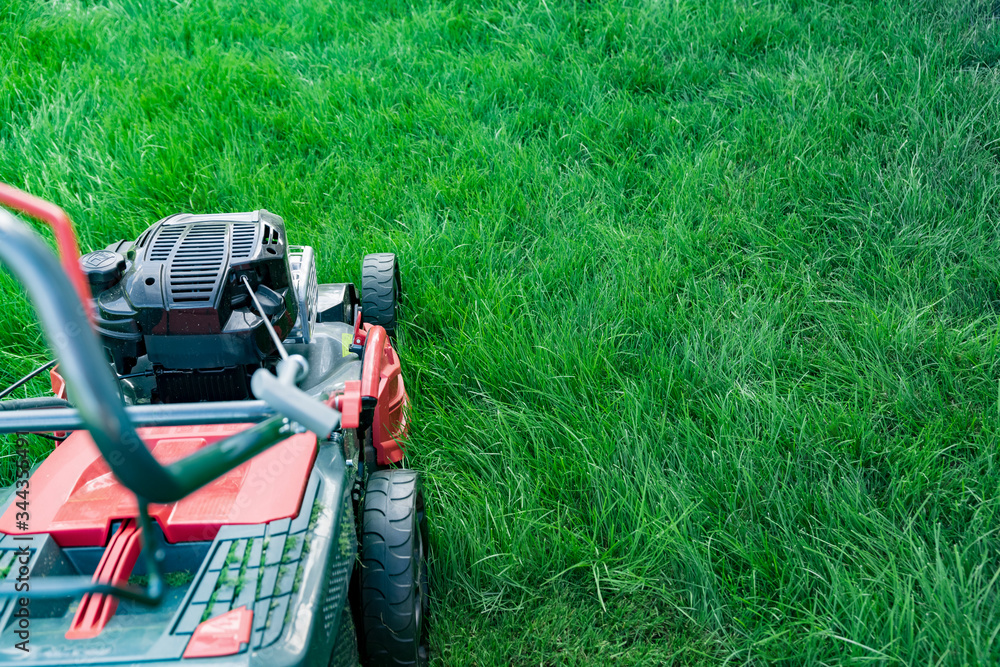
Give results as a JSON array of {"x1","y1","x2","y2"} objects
[{"x1": 0, "y1": 184, "x2": 428, "y2": 666}]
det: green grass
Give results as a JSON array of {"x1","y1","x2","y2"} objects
[
  {"x1": 128, "y1": 570, "x2": 194, "y2": 588},
  {"x1": 3, "y1": 0, "x2": 1000, "y2": 663}
]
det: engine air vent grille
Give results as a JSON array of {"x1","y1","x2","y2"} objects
[
  {"x1": 150, "y1": 227, "x2": 183, "y2": 260},
  {"x1": 168, "y1": 224, "x2": 227, "y2": 305},
  {"x1": 231, "y1": 223, "x2": 256, "y2": 258}
]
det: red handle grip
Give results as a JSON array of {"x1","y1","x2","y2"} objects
[{"x1": 0, "y1": 183, "x2": 94, "y2": 321}]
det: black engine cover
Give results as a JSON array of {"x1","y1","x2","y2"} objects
[{"x1": 83, "y1": 210, "x2": 298, "y2": 385}]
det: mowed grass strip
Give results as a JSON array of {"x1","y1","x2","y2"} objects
[{"x1": 4, "y1": 0, "x2": 1000, "y2": 663}]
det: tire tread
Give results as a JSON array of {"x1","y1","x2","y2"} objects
[
  {"x1": 359, "y1": 470, "x2": 427, "y2": 666},
  {"x1": 361, "y1": 253, "x2": 400, "y2": 337}
]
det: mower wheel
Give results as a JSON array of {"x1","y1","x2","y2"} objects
[
  {"x1": 360, "y1": 469, "x2": 429, "y2": 667},
  {"x1": 361, "y1": 253, "x2": 401, "y2": 340}
]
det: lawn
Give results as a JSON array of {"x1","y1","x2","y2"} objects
[{"x1": 3, "y1": 0, "x2": 1000, "y2": 664}]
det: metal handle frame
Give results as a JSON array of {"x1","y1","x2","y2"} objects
[{"x1": 0, "y1": 184, "x2": 94, "y2": 319}]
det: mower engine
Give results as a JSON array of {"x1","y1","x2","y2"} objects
[{"x1": 80, "y1": 211, "x2": 332, "y2": 403}]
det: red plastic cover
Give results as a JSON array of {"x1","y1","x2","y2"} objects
[
  {"x1": 0, "y1": 424, "x2": 317, "y2": 547},
  {"x1": 360, "y1": 326, "x2": 409, "y2": 465},
  {"x1": 183, "y1": 606, "x2": 253, "y2": 659}
]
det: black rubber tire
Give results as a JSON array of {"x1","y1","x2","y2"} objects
[
  {"x1": 361, "y1": 253, "x2": 401, "y2": 340},
  {"x1": 359, "y1": 470, "x2": 429, "y2": 667}
]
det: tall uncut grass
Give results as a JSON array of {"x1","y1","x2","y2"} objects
[{"x1": 4, "y1": 0, "x2": 1000, "y2": 663}]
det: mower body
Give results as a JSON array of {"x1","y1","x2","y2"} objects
[
  {"x1": 0, "y1": 428, "x2": 358, "y2": 666},
  {"x1": 0, "y1": 208, "x2": 412, "y2": 666}
]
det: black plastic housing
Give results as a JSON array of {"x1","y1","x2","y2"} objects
[{"x1": 81, "y1": 211, "x2": 298, "y2": 395}]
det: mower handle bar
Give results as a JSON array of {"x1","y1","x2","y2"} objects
[
  {"x1": 0, "y1": 206, "x2": 341, "y2": 505},
  {"x1": 0, "y1": 184, "x2": 94, "y2": 319},
  {"x1": 0, "y1": 400, "x2": 277, "y2": 433}
]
